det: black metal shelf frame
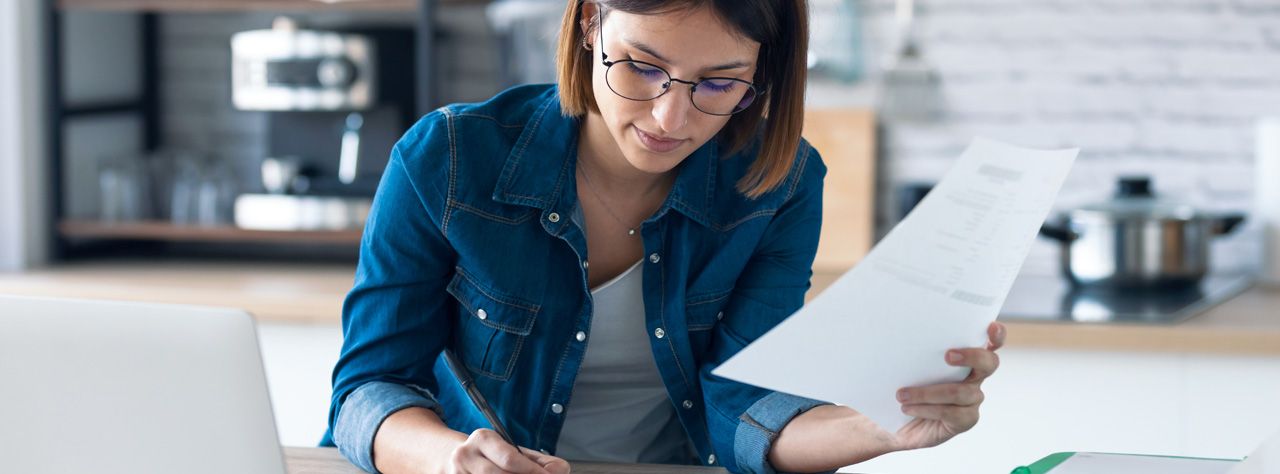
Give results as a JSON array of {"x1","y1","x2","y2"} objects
[{"x1": 45, "y1": 0, "x2": 439, "y2": 262}]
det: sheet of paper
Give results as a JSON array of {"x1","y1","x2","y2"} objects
[
  {"x1": 712, "y1": 137, "x2": 1077, "y2": 432},
  {"x1": 1228, "y1": 429, "x2": 1280, "y2": 474},
  {"x1": 1051, "y1": 453, "x2": 1237, "y2": 474}
]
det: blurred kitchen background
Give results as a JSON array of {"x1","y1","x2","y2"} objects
[{"x1": 2, "y1": 0, "x2": 1280, "y2": 473}]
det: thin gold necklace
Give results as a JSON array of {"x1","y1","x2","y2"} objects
[{"x1": 577, "y1": 162, "x2": 641, "y2": 237}]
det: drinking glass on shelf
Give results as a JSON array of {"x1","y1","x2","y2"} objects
[
  {"x1": 98, "y1": 154, "x2": 149, "y2": 223},
  {"x1": 169, "y1": 152, "x2": 203, "y2": 226},
  {"x1": 195, "y1": 157, "x2": 239, "y2": 227}
]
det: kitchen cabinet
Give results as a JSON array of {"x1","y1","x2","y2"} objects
[
  {"x1": 803, "y1": 108, "x2": 877, "y2": 273},
  {"x1": 1182, "y1": 354, "x2": 1280, "y2": 457},
  {"x1": 848, "y1": 348, "x2": 1280, "y2": 473}
]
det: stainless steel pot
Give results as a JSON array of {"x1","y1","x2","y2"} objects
[{"x1": 1039, "y1": 177, "x2": 1245, "y2": 288}]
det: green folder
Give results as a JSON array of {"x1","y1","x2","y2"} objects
[
  {"x1": 1011, "y1": 452, "x2": 1242, "y2": 473},
  {"x1": 1011, "y1": 452, "x2": 1074, "y2": 473}
]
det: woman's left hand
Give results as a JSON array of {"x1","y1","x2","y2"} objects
[{"x1": 891, "y1": 321, "x2": 1005, "y2": 450}]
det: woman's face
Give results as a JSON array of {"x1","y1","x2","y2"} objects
[{"x1": 584, "y1": 5, "x2": 760, "y2": 175}]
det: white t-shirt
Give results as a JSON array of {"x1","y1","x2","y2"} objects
[{"x1": 554, "y1": 260, "x2": 694, "y2": 464}]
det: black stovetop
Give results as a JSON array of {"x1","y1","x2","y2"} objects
[{"x1": 997, "y1": 274, "x2": 1255, "y2": 325}]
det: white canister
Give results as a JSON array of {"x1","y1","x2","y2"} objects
[{"x1": 1258, "y1": 118, "x2": 1280, "y2": 285}]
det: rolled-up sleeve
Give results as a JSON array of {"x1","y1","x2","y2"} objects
[
  {"x1": 733, "y1": 392, "x2": 832, "y2": 474},
  {"x1": 700, "y1": 143, "x2": 836, "y2": 474},
  {"x1": 335, "y1": 382, "x2": 446, "y2": 472},
  {"x1": 324, "y1": 110, "x2": 459, "y2": 473}
]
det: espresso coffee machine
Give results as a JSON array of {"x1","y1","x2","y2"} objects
[{"x1": 230, "y1": 17, "x2": 415, "y2": 231}]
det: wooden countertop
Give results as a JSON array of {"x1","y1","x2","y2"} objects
[
  {"x1": 808, "y1": 271, "x2": 1280, "y2": 355},
  {"x1": 0, "y1": 260, "x2": 354, "y2": 325},
  {"x1": 2, "y1": 261, "x2": 1277, "y2": 354},
  {"x1": 998, "y1": 283, "x2": 1280, "y2": 355},
  {"x1": 284, "y1": 447, "x2": 725, "y2": 473}
]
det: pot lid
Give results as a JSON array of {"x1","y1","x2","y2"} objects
[{"x1": 1072, "y1": 177, "x2": 1198, "y2": 219}]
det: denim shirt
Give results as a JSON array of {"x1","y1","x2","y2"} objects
[{"x1": 321, "y1": 84, "x2": 833, "y2": 474}]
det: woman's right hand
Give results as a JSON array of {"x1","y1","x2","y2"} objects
[
  {"x1": 447, "y1": 429, "x2": 571, "y2": 474},
  {"x1": 372, "y1": 407, "x2": 569, "y2": 474}
]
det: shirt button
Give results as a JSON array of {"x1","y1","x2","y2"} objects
[
  {"x1": 575, "y1": 331, "x2": 586, "y2": 342},
  {"x1": 551, "y1": 403, "x2": 564, "y2": 414},
  {"x1": 476, "y1": 309, "x2": 488, "y2": 320},
  {"x1": 649, "y1": 253, "x2": 661, "y2": 264},
  {"x1": 582, "y1": 260, "x2": 589, "y2": 269},
  {"x1": 708, "y1": 454, "x2": 717, "y2": 465},
  {"x1": 548, "y1": 212, "x2": 561, "y2": 223},
  {"x1": 654, "y1": 327, "x2": 666, "y2": 339},
  {"x1": 716, "y1": 311, "x2": 724, "y2": 320},
  {"x1": 682, "y1": 399, "x2": 693, "y2": 409}
]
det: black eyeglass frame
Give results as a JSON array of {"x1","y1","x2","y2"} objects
[{"x1": 594, "y1": 7, "x2": 759, "y2": 117}]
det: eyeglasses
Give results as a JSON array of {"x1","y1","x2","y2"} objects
[{"x1": 595, "y1": 8, "x2": 759, "y2": 116}]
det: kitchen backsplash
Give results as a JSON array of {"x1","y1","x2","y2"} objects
[{"x1": 830, "y1": 0, "x2": 1280, "y2": 276}]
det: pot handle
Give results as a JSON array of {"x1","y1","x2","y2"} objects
[
  {"x1": 1214, "y1": 214, "x2": 1246, "y2": 236},
  {"x1": 1039, "y1": 223, "x2": 1078, "y2": 242}
]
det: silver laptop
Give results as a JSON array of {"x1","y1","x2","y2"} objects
[{"x1": 0, "y1": 295, "x2": 287, "y2": 474}]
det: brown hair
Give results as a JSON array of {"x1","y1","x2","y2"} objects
[{"x1": 556, "y1": 0, "x2": 809, "y2": 199}]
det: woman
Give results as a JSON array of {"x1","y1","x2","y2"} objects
[{"x1": 322, "y1": 1, "x2": 1005, "y2": 473}]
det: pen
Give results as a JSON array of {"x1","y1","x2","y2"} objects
[{"x1": 442, "y1": 348, "x2": 519, "y2": 448}]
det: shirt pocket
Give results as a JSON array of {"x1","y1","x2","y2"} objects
[
  {"x1": 685, "y1": 288, "x2": 732, "y2": 331},
  {"x1": 685, "y1": 289, "x2": 731, "y2": 360},
  {"x1": 446, "y1": 267, "x2": 540, "y2": 381}
]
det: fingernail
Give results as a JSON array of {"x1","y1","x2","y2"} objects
[
  {"x1": 997, "y1": 325, "x2": 1006, "y2": 340},
  {"x1": 897, "y1": 390, "x2": 910, "y2": 402},
  {"x1": 947, "y1": 351, "x2": 963, "y2": 363}
]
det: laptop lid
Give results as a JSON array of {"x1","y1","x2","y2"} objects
[{"x1": 0, "y1": 295, "x2": 287, "y2": 474}]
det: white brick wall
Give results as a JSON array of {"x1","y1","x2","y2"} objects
[{"x1": 835, "y1": 0, "x2": 1280, "y2": 275}]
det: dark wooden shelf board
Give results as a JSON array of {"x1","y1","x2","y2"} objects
[
  {"x1": 57, "y1": 0, "x2": 420, "y2": 12},
  {"x1": 58, "y1": 219, "x2": 363, "y2": 245}
]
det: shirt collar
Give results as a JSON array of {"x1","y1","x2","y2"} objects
[{"x1": 493, "y1": 89, "x2": 719, "y2": 229}]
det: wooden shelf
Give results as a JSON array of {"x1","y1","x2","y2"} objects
[
  {"x1": 56, "y1": 0, "x2": 488, "y2": 12},
  {"x1": 58, "y1": 219, "x2": 362, "y2": 245},
  {"x1": 57, "y1": 0, "x2": 419, "y2": 12}
]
